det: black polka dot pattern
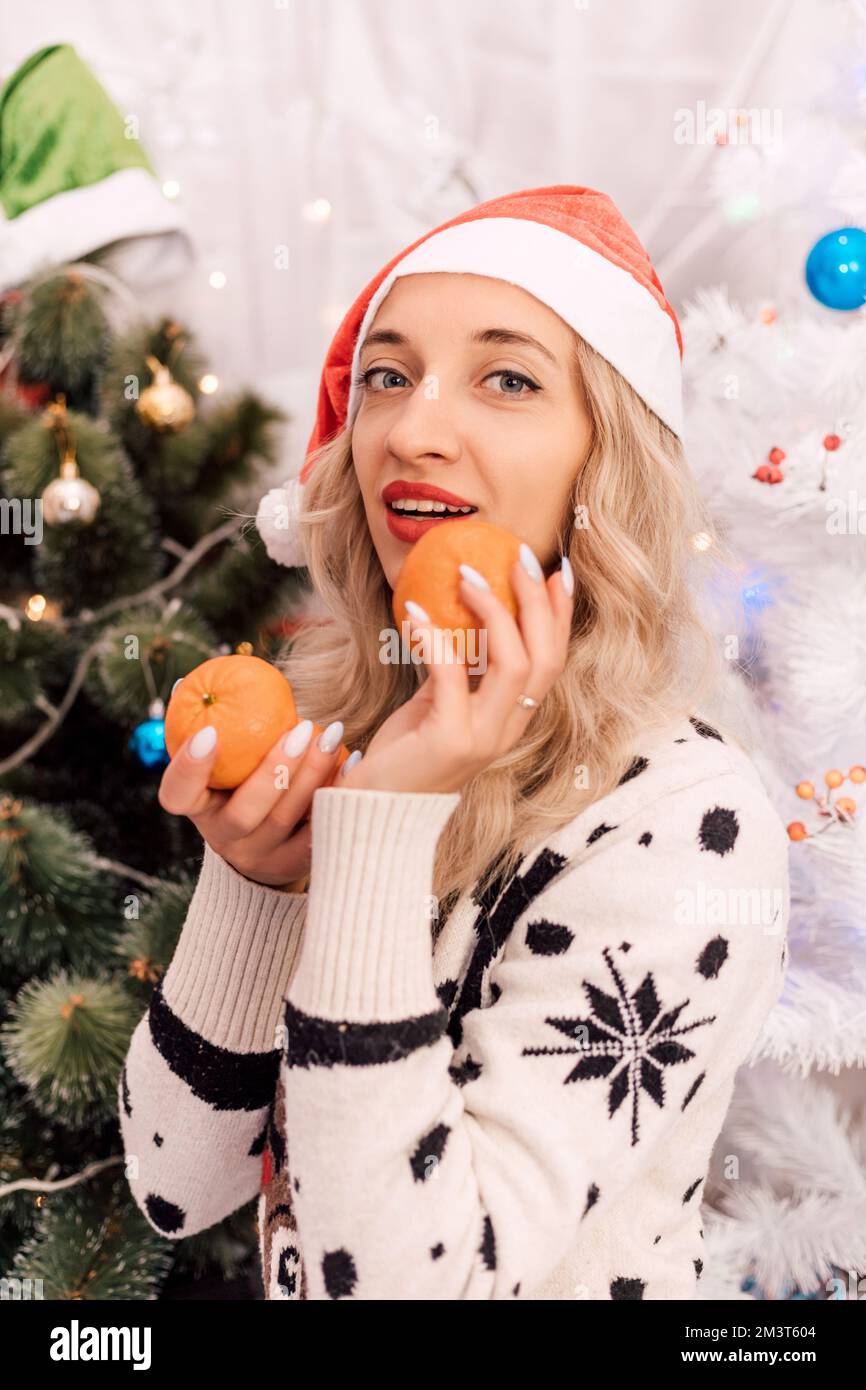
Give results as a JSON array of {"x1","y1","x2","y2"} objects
[
  {"x1": 698, "y1": 806, "x2": 739, "y2": 856},
  {"x1": 618, "y1": 755, "x2": 650, "y2": 786},
  {"x1": 322, "y1": 1248, "x2": 357, "y2": 1299},
  {"x1": 145, "y1": 1193, "x2": 185, "y2": 1234},
  {"x1": 697, "y1": 936, "x2": 729, "y2": 979},
  {"x1": 689, "y1": 716, "x2": 724, "y2": 742},
  {"x1": 587, "y1": 821, "x2": 617, "y2": 846},
  {"x1": 410, "y1": 1123, "x2": 450, "y2": 1182},
  {"x1": 638, "y1": 831, "x2": 653, "y2": 846},
  {"x1": 431, "y1": 1243, "x2": 445, "y2": 1260},
  {"x1": 526, "y1": 919, "x2": 575, "y2": 956},
  {"x1": 610, "y1": 1276, "x2": 646, "y2": 1300}
]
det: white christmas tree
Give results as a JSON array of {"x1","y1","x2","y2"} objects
[{"x1": 679, "y1": 0, "x2": 866, "y2": 1301}]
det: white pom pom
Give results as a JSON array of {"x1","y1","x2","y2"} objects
[{"x1": 256, "y1": 476, "x2": 307, "y2": 568}]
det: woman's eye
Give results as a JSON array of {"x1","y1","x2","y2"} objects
[
  {"x1": 357, "y1": 367, "x2": 408, "y2": 391},
  {"x1": 484, "y1": 370, "x2": 540, "y2": 396}
]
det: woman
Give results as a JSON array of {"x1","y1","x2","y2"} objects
[{"x1": 119, "y1": 187, "x2": 790, "y2": 1300}]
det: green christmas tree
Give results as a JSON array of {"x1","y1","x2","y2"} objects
[{"x1": 0, "y1": 266, "x2": 309, "y2": 1300}]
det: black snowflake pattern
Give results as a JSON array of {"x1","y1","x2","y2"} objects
[{"x1": 521, "y1": 946, "x2": 717, "y2": 1145}]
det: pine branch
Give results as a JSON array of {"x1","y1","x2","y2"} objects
[{"x1": 0, "y1": 1155, "x2": 123, "y2": 1200}]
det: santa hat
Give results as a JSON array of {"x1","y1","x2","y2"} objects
[
  {"x1": 0, "y1": 44, "x2": 193, "y2": 294},
  {"x1": 257, "y1": 184, "x2": 682, "y2": 569}
]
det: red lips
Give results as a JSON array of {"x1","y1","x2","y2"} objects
[{"x1": 381, "y1": 479, "x2": 477, "y2": 508}]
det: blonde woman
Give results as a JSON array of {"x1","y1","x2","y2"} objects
[{"x1": 119, "y1": 187, "x2": 790, "y2": 1301}]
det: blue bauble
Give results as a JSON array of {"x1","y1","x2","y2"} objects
[
  {"x1": 128, "y1": 717, "x2": 170, "y2": 770},
  {"x1": 805, "y1": 226, "x2": 866, "y2": 310}
]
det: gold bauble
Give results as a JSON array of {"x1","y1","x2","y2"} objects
[
  {"x1": 42, "y1": 456, "x2": 101, "y2": 526},
  {"x1": 136, "y1": 360, "x2": 195, "y2": 432}
]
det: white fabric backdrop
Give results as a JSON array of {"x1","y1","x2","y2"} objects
[{"x1": 0, "y1": 0, "x2": 837, "y2": 481}]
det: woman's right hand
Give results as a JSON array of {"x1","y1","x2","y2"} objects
[{"x1": 157, "y1": 718, "x2": 352, "y2": 889}]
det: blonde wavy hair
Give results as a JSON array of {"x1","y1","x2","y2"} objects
[{"x1": 278, "y1": 331, "x2": 740, "y2": 905}]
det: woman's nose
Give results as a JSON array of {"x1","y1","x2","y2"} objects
[{"x1": 383, "y1": 379, "x2": 463, "y2": 464}]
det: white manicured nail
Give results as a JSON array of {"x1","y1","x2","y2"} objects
[
  {"x1": 559, "y1": 554, "x2": 574, "y2": 596},
  {"x1": 283, "y1": 719, "x2": 313, "y2": 758},
  {"x1": 189, "y1": 725, "x2": 217, "y2": 759},
  {"x1": 341, "y1": 749, "x2": 364, "y2": 776},
  {"x1": 519, "y1": 543, "x2": 543, "y2": 581},
  {"x1": 171, "y1": 677, "x2": 183, "y2": 698},
  {"x1": 318, "y1": 719, "x2": 344, "y2": 753},
  {"x1": 405, "y1": 599, "x2": 431, "y2": 625},
  {"x1": 459, "y1": 563, "x2": 490, "y2": 591}
]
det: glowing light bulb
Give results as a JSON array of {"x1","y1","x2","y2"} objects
[
  {"x1": 199, "y1": 374, "x2": 219, "y2": 395},
  {"x1": 162, "y1": 180, "x2": 181, "y2": 199},
  {"x1": 303, "y1": 198, "x2": 332, "y2": 224},
  {"x1": 209, "y1": 270, "x2": 227, "y2": 289}
]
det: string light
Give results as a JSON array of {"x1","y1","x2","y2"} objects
[
  {"x1": 25, "y1": 594, "x2": 47, "y2": 621},
  {"x1": 692, "y1": 531, "x2": 713, "y2": 551},
  {"x1": 162, "y1": 180, "x2": 181, "y2": 199},
  {"x1": 303, "y1": 197, "x2": 332, "y2": 224},
  {"x1": 199, "y1": 374, "x2": 219, "y2": 395},
  {"x1": 209, "y1": 271, "x2": 227, "y2": 290}
]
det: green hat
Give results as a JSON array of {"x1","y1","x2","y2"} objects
[{"x1": 0, "y1": 43, "x2": 193, "y2": 292}]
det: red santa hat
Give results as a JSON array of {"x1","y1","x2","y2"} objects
[{"x1": 257, "y1": 184, "x2": 683, "y2": 568}]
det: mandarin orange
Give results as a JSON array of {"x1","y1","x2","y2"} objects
[
  {"x1": 391, "y1": 519, "x2": 523, "y2": 655},
  {"x1": 164, "y1": 653, "x2": 298, "y2": 790}
]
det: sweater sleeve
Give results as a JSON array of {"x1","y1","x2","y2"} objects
[
  {"x1": 118, "y1": 841, "x2": 308, "y2": 1240},
  {"x1": 281, "y1": 773, "x2": 790, "y2": 1299}
]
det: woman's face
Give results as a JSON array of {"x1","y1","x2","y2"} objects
[{"x1": 351, "y1": 273, "x2": 592, "y2": 590}]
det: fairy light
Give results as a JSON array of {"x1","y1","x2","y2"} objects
[
  {"x1": 209, "y1": 271, "x2": 227, "y2": 290},
  {"x1": 692, "y1": 531, "x2": 713, "y2": 552},
  {"x1": 303, "y1": 198, "x2": 332, "y2": 224},
  {"x1": 25, "y1": 593, "x2": 47, "y2": 621},
  {"x1": 162, "y1": 180, "x2": 181, "y2": 199},
  {"x1": 199, "y1": 374, "x2": 219, "y2": 395}
]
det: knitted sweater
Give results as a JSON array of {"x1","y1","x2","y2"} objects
[{"x1": 118, "y1": 713, "x2": 790, "y2": 1300}]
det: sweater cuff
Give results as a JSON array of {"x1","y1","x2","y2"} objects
[
  {"x1": 286, "y1": 786, "x2": 460, "y2": 1024},
  {"x1": 160, "y1": 841, "x2": 309, "y2": 1054}
]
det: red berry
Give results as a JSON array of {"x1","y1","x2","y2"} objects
[
  {"x1": 768, "y1": 446, "x2": 786, "y2": 464},
  {"x1": 823, "y1": 433, "x2": 841, "y2": 451},
  {"x1": 768, "y1": 465, "x2": 784, "y2": 483},
  {"x1": 753, "y1": 464, "x2": 772, "y2": 483}
]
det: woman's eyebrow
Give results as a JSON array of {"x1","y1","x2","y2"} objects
[{"x1": 359, "y1": 326, "x2": 558, "y2": 366}]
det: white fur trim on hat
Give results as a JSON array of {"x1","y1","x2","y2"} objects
[
  {"x1": 345, "y1": 217, "x2": 683, "y2": 437},
  {"x1": 0, "y1": 166, "x2": 193, "y2": 293},
  {"x1": 256, "y1": 476, "x2": 307, "y2": 568}
]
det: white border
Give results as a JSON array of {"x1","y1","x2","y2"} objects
[{"x1": 345, "y1": 217, "x2": 683, "y2": 437}]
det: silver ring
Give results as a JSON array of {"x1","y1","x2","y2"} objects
[{"x1": 516, "y1": 693, "x2": 540, "y2": 709}]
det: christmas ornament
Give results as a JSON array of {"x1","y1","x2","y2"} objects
[
  {"x1": 164, "y1": 646, "x2": 301, "y2": 789},
  {"x1": 805, "y1": 226, "x2": 866, "y2": 310},
  {"x1": 753, "y1": 447, "x2": 785, "y2": 485},
  {"x1": 135, "y1": 353, "x2": 195, "y2": 432},
  {"x1": 787, "y1": 765, "x2": 862, "y2": 841},
  {"x1": 391, "y1": 518, "x2": 522, "y2": 663},
  {"x1": 39, "y1": 394, "x2": 101, "y2": 526},
  {"x1": 41, "y1": 449, "x2": 101, "y2": 526},
  {"x1": 127, "y1": 699, "x2": 170, "y2": 771}
]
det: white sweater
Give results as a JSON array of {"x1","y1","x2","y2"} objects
[{"x1": 118, "y1": 713, "x2": 790, "y2": 1300}]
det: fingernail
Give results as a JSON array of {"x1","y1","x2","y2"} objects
[
  {"x1": 458, "y1": 563, "x2": 490, "y2": 591},
  {"x1": 318, "y1": 719, "x2": 344, "y2": 753},
  {"x1": 189, "y1": 725, "x2": 217, "y2": 758},
  {"x1": 171, "y1": 677, "x2": 183, "y2": 698},
  {"x1": 404, "y1": 599, "x2": 431, "y2": 625},
  {"x1": 519, "y1": 542, "x2": 543, "y2": 582},
  {"x1": 559, "y1": 554, "x2": 574, "y2": 596},
  {"x1": 283, "y1": 718, "x2": 313, "y2": 758},
  {"x1": 341, "y1": 749, "x2": 364, "y2": 776}
]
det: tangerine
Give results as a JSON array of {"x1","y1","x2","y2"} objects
[
  {"x1": 391, "y1": 519, "x2": 524, "y2": 658},
  {"x1": 164, "y1": 653, "x2": 298, "y2": 790}
]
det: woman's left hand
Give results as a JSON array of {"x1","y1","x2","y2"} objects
[{"x1": 339, "y1": 553, "x2": 574, "y2": 796}]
